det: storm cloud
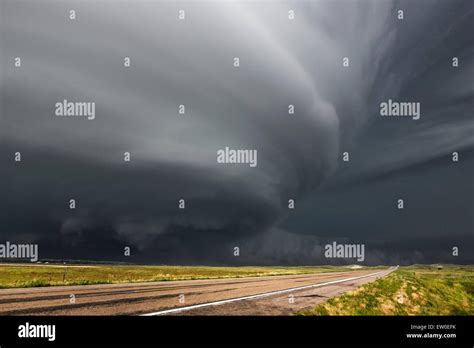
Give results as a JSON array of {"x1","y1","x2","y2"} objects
[{"x1": 0, "y1": 0, "x2": 473, "y2": 265}]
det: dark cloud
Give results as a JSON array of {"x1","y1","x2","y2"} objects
[{"x1": 0, "y1": 0, "x2": 472, "y2": 265}]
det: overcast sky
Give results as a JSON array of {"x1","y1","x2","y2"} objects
[{"x1": 1, "y1": 0, "x2": 473, "y2": 265}]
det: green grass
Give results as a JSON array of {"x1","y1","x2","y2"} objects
[
  {"x1": 0, "y1": 263, "x2": 373, "y2": 289},
  {"x1": 298, "y1": 265, "x2": 474, "y2": 316}
]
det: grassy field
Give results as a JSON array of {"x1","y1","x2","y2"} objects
[
  {"x1": 0, "y1": 263, "x2": 372, "y2": 289},
  {"x1": 299, "y1": 265, "x2": 474, "y2": 316}
]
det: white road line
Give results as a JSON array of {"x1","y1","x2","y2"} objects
[{"x1": 142, "y1": 268, "x2": 394, "y2": 316}]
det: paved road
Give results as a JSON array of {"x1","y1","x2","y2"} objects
[{"x1": 0, "y1": 267, "x2": 396, "y2": 315}]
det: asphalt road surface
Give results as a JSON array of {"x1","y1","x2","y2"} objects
[{"x1": 0, "y1": 267, "x2": 396, "y2": 315}]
